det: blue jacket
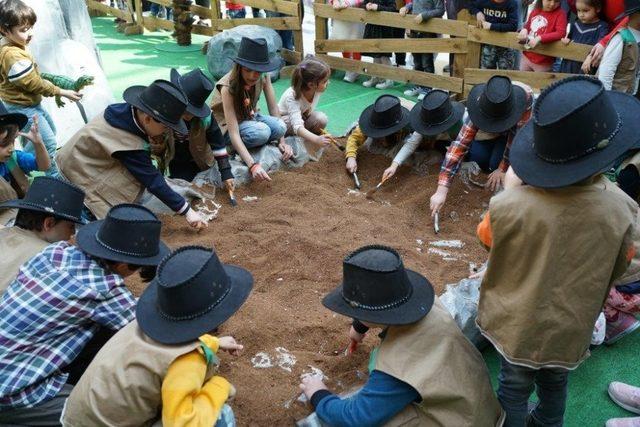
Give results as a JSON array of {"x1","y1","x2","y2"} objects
[{"x1": 470, "y1": 0, "x2": 518, "y2": 32}]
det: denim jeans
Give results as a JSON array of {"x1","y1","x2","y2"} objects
[
  {"x1": 215, "y1": 404, "x2": 236, "y2": 427},
  {"x1": 265, "y1": 11, "x2": 294, "y2": 50},
  {"x1": 227, "y1": 8, "x2": 246, "y2": 18},
  {"x1": 468, "y1": 135, "x2": 508, "y2": 172},
  {"x1": 238, "y1": 114, "x2": 286, "y2": 148},
  {"x1": 498, "y1": 356, "x2": 569, "y2": 427},
  {"x1": 4, "y1": 102, "x2": 59, "y2": 177}
]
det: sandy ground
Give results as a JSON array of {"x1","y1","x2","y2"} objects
[{"x1": 127, "y1": 142, "x2": 491, "y2": 426}]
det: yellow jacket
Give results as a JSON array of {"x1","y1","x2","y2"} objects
[
  {"x1": 162, "y1": 335, "x2": 232, "y2": 427},
  {"x1": 345, "y1": 125, "x2": 367, "y2": 159},
  {"x1": 0, "y1": 39, "x2": 60, "y2": 106}
]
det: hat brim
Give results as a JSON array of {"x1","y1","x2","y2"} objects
[
  {"x1": 232, "y1": 57, "x2": 281, "y2": 73},
  {"x1": 615, "y1": 6, "x2": 640, "y2": 21},
  {"x1": 467, "y1": 83, "x2": 527, "y2": 134},
  {"x1": 75, "y1": 219, "x2": 170, "y2": 266},
  {"x1": 359, "y1": 106, "x2": 411, "y2": 139},
  {"x1": 322, "y1": 269, "x2": 435, "y2": 325},
  {"x1": 0, "y1": 112, "x2": 28, "y2": 131},
  {"x1": 510, "y1": 91, "x2": 640, "y2": 188},
  {"x1": 136, "y1": 264, "x2": 254, "y2": 345},
  {"x1": 409, "y1": 101, "x2": 465, "y2": 137},
  {"x1": 170, "y1": 68, "x2": 212, "y2": 119},
  {"x1": 123, "y1": 85, "x2": 188, "y2": 134},
  {"x1": 0, "y1": 199, "x2": 86, "y2": 224}
]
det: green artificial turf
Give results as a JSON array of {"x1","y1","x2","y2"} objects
[{"x1": 92, "y1": 16, "x2": 640, "y2": 425}]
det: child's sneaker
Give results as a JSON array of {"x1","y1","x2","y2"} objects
[
  {"x1": 417, "y1": 87, "x2": 431, "y2": 100},
  {"x1": 403, "y1": 86, "x2": 421, "y2": 97},
  {"x1": 344, "y1": 71, "x2": 359, "y2": 83},
  {"x1": 362, "y1": 77, "x2": 382, "y2": 88},
  {"x1": 605, "y1": 313, "x2": 640, "y2": 345},
  {"x1": 606, "y1": 418, "x2": 640, "y2": 427},
  {"x1": 375, "y1": 79, "x2": 394, "y2": 90},
  {"x1": 609, "y1": 382, "x2": 640, "y2": 415}
]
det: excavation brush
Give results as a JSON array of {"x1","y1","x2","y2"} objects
[{"x1": 365, "y1": 176, "x2": 389, "y2": 199}]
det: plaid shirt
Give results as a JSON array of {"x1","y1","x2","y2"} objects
[
  {"x1": 438, "y1": 83, "x2": 534, "y2": 187},
  {"x1": 0, "y1": 241, "x2": 136, "y2": 409}
]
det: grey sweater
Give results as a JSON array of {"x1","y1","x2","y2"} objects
[{"x1": 407, "y1": 0, "x2": 444, "y2": 19}]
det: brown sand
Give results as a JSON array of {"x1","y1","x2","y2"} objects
[{"x1": 127, "y1": 142, "x2": 491, "y2": 426}]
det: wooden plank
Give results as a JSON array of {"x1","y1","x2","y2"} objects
[
  {"x1": 467, "y1": 26, "x2": 591, "y2": 62},
  {"x1": 315, "y1": 0, "x2": 328, "y2": 53},
  {"x1": 86, "y1": 0, "x2": 131, "y2": 20},
  {"x1": 143, "y1": 15, "x2": 174, "y2": 31},
  {"x1": 237, "y1": 0, "x2": 300, "y2": 15},
  {"x1": 318, "y1": 54, "x2": 463, "y2": 93},
  {"x1": 313, "y1": 3, "x2": 467, "y2": 36},
  {"x1": 293, "y1": 30, "x2": 303, "y2": 53},
  {"x1": 146, "y1": 0, "x2": 215, "y2": 18},
  {"x1": 281, "y1": 48, "x2": 303, "y2": 63},
  {"x1": 280, "y1": 65, "x2": 296, "y2": 78},
  {"x1": 192, "y1": 24, "x2": 216, "y2": 36},
  {"x1": 464, "y1": 68, "x2": 576, "y2": 92},
  {"x1": 211, "y1": 16, "x2": 300, "y2": 30},
  {"x1": 315, "y1": 38, "x2": 467, "y2": 53},
  {"x1": 133, "y1": 0, "x2": 144, "y2": 25}
]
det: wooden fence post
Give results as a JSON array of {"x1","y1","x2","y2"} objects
[
  {"x1": 315, "y1": 0, "x2": 328, "y2": 54},
  {"x1": 293, "y1": 0, "x2": 304, "y2": 55}
]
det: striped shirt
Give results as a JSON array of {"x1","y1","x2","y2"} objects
[
  {"x1": 0, "y1": 241, "x2": 136, "y2": 409},
  {"x1": 438, "y1": 82, "x2": 534, "y2": 188}
]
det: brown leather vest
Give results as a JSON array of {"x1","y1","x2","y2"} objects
[
  {"x1": 167, "y1": 119, "x2": 215, "y2": 172},
  {"x1": 478, "y1": 176, "x2": 637, "y2": 369},
  {"x1": 612, "y1": 29, "x2": 639, "y2": 94},
  {"x1": 375, "y1": 298, "x2": 505, "y2": 427}
]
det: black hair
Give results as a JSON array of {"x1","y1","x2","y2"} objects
[
  {"x1": 14, "y1": 209, "x2": 58, "y2": 232},
  {"x1": 0, "y1": 0, "x2": 37, "y2": 34}
]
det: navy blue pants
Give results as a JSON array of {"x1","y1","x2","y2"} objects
[{"x1": 468, "y1": 135, "x2": 508, "y2": 172}]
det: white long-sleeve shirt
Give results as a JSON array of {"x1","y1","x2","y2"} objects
[
  {"x1": 597, "y1": 27, "x2": 640, "y2": 93},
  {"x1": 278, "y1": 87, "x2": 320, "y2": 135}
]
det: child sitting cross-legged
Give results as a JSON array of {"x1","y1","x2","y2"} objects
[
  {"x1": 476, "y1": 76, "x2": 640, "y2": 425},
  {"x1": 62, "y1": 245, "x2": 254, "y2": 427},
  {"x1": 211, "y1": 37, "x2": 293, "y2": 182},
  {"x1": 300, "y1": 245, "x2": 505, "y2": 426},
  {"x1": 278, "y1": 57, "x2": 332, "y2": 151}
]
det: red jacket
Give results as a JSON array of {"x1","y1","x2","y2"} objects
[{"x1": 523, "y1": 7, "x2": 568, "y2": 65}]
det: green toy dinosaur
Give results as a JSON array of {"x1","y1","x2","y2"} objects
[{"x1": 41, "y1": 73, "x2": 94, "y2": 107}]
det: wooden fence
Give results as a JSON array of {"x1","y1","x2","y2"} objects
[
  {"x1": 314, "y1": 5, "x2": 595, "y2": 96},
  {"x1": 85, "y1": 0, "x2": 304, "y2": 62}
]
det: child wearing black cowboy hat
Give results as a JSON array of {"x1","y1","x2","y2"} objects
[
  {"x1": 429, "y1": 75, "x2": 534, "y2": 218},
  {"x1": 56, "y1": 80, "x2": 208, "y2": 229},
  {"x1": 0, "y1": 204, "x2": 169, "y2": 426},
  {"x1": 381, "y1": 90, "x2": 464, "y2": 182},
  {"x1": 475, "y1": 76, "x2": 640, "y2": 425},
  {"x1": 0, "y1": 176, "x2": 85, "y2": 295},
  {"x1": 300, "y1": 245, "x2": 504, "y2": 426},
  {"x1": 0, "y1": 102, "x2": 50, "y2": 224},
  {"x1": 168, "y1": 68, "x2": 234, "y2": 188},
  {"x1": 344, "y1": 95, "x2": 413, "y2": 175},
  {"x1": 62, "y1": 245, "x2": 253, "y2": 427},
  {"x1": 211, "y1": 37, "x2": 293, "y2": 182}
]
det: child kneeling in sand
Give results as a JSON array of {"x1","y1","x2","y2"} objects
[
  {"x1": 62, "y1": 245, "x2": 254, "y2": 427},
  {"x1": 300, "y1": 245, "x2": 504, "y2": 426},
  {"x1": 211, "y1": 37, "x2": 293, "y2": 182}
]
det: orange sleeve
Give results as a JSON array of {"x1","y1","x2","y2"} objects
[
  {"x1": 477, "y1": 213, "x2": 493, "y2": 250},
  {"x1": 626, "y1": 243, "x2": 636, "y2": 263}
]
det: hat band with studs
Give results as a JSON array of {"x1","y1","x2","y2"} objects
[
  {"x1": 157, "y1": 286, "x2": 230, "y2": 321},
  {"x1": 535, "y1": 113, "x2": 622, "y2": 164},
  {"x1": 95, "y1": 234, "x2": 159, "y2": 258},
  {"x1": 342, "y1": 291, "x2": 411, "y2": 311},
  {"x1": 15, "y1": 201, "x2": 78, "y2": 221}
]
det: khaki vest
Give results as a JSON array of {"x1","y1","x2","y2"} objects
[
  {"x1": 375, "y1": 298, "x2": 505, "y2": 427},
  {"x1": 0, "y1": 163, "x2": 30, "y2": 225},
  {"x1": 211, "y1": 71, "x2": 264, "y2": 135},
  {"x1": 477, "y1": 177, "x2": 637, "y2": 370},
  {"x1": 0, "y1": 227, "x2": 49, "y2": 296},
  {"x1": 62, "y1": 320, "x2": 206, "y2": 427},
  {"x1": 612, "y1": 29, "x2": 639, "y2": 95},
  {"x1": 167, "y1": 120, "x2": 215, "y2": 171},
  {"x1": 56, "y1": 113, "x2": 147, "y2": 219}
]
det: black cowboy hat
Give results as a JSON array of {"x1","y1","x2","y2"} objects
[
  {"x1": 170, "y1": 68, "x2": 213, "y2": 119},
  {"x1": 123, "y1": 80, "x2": 188, "y2": 134},
  {"x1": 0, "y1": 102, "x2": 27, "y2": 131},
  {"x1": 322, "y1": 245, "x2": 435, "y2": 325},
  {"x1": 76, "y1": 204, "x2": 169, "y2": 266},
  {"x1": 410, "y1": 89, "x2": 465, "y2": 137},
  {"x1": 511, "y1": 76, "x2": 640, "y2": 188},
  {"x1": 0, "y1": 176, "x2": 86, "y2": 224},
  {"x1": 232, "y1": 37, "x2": 281, "y2": 73},
  {"x1": 616, "y1": 0, "x2": 640, "y2": 21},
  {"x1": 136, "y1": 246, "x2": 254, "y2": 345},
  {"x1": 358, "y1": 95, "x2": 411, "y2": 139},
  {"x1": 467, "y1": 76, "x2": 527, "y2": 134}
]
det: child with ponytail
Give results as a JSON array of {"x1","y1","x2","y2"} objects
[{"x1": 278, "y1": 57, "x2": 332, "y2": 148}]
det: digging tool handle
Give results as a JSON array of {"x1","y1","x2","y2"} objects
[
  {"x1": 352, "y1": 172, "x2": 361, "y2": 189},
  {"x1": 345, "y1": 339, "x2": 358, "y2": 356}
]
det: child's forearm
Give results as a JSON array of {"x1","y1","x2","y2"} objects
[{"x1": 33, "y1": 140, "x2": 51, "y2": 171}]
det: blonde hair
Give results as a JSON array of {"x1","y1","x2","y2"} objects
[{"x1": 291, "y1": 57, "x2": 330, "y2": 100}]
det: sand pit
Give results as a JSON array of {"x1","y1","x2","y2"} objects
[{"x1": 127, "y1": 143, "x2": 492, "y2": 426}]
